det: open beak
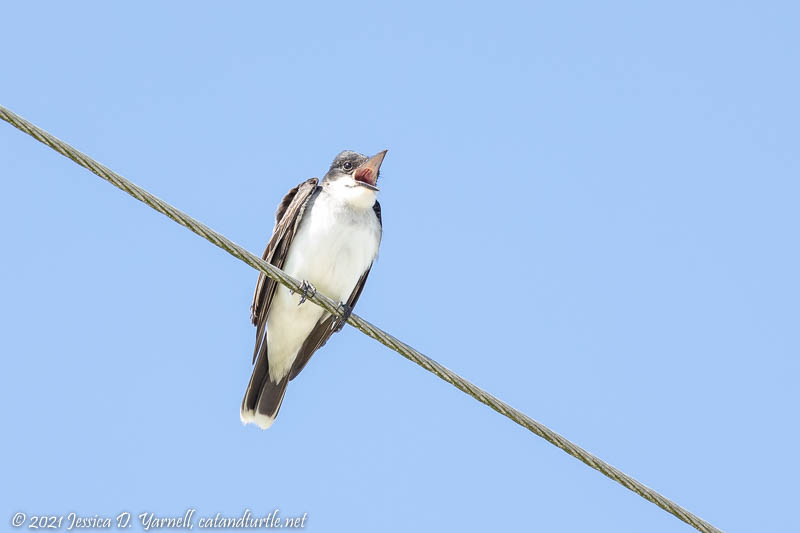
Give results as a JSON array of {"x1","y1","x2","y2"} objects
[{"x1": 353, "y1": 149, "x2": 387, "y2": 191}]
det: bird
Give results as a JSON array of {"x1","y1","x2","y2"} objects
[{"x1": 240, "y1": 149, "x2": 387, "y2": 429}]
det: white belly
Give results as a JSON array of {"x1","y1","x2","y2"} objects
[{"x1": 266, "y1": 191, "x2": 381, "y2": 381}]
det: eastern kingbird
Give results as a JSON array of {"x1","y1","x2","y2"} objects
[{"x1": 240, "y1": 150, "x2": 387, "y2": 429}]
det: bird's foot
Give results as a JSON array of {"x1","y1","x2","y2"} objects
[
  {"x1": 333, "y1": 302, "x2": 353, "y2": 332},
  {"x1": 295, "y1": 280, "x2": 317, "y2": 305}
]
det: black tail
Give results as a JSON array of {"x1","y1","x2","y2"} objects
[{"x1": 241, "y1": 357, "x2": 288, "y2": 429}]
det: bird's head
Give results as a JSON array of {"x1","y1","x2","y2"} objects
[{"x1": 322, "y1": 150, "x2": 387, "y2": 208}]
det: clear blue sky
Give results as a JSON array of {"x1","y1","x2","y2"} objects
[{"x1": 2, "y1": 2, "x2": 798, "y2": 532}]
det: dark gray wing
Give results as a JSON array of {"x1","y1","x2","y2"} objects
[
  {"x1": 287, "y1": 200, "x2": 382, "y2": 380},
  {"x1": 251, "y1": 178, "x2": 319, "y2": 364}
]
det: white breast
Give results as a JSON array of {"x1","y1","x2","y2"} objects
[{"x1": 265, "y1": 188, "x2": 381, "y2": 381}]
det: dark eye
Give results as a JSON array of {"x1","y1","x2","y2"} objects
[{"x1": 342, "y1": 161, "x2": 354, "y2": 171}]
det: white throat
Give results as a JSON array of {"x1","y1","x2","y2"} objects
[{"x1": 323, "y1": 177, "x2": 378, "y2": 210}]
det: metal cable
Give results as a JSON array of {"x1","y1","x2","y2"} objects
[{"x1": 1, "y1": 104, "x2": 723, "y2": 533}]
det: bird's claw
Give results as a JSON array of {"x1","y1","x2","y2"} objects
[
  {"x1": 334, "y1": 302, "x2": 353, "y2": 332},
  {"x1": 296, "y1": 280, "x2": 317, "y2": 305}
]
